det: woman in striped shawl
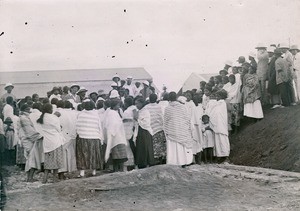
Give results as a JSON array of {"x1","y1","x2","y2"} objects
[{"x1": 76, "y1": 101, "x2": 104, "y2": 177}]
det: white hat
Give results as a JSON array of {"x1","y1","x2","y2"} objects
[
  {"x1": 96, "y1": 97, "x2": 105, "y2": 102},
  {"x1": 279, "y1": 43, "x2": 289, "y2": 49},
  {"x1": 248, "y1": 52, "x2": 256, "y2": 58},
  {"x1": 110, "y1": 90, "x2": 120, "y2": 99},
  {"x1": 232, "y1": 62, "x2": 241, "y2": 67},
  {"x1": 225, "y1": 60, "x2": 233, "y2": 66},
  {"x1": 112, "y1": 74, "x2": 120, "y2": 80},
  {"x1": 76, "y1": 87, "x2": 88, "y2": 94},
  {"x1": 126, "y1": 75, "x2": 133, "y2": 79},
  {"x1": 83, "y1": 99, "x2": 91, "y2": 103},
  {"x1": 255, "y1": 43, "x2": 267, "y2": 49},
  {"x1": 70, "y1": 84, "x2": 80, "y2": 90},
  {"x1": 111, "y1": 82, "x2": 118, "y2": 87},
  {"x1": 267, "y1": 46, "x2": 276, "y2": 53},
  {"x1": 142, "y1": 80, "x2": 149, "y2": 86},
  {"x1": 4, "y1": 83, "x2": 14, "y2": 90},
  {"x1": 290, "y1": 45, "x2": 300, "y2": 51},
  {"x1": 177, "y1": 96, "x2": 187, "y2": 104}
]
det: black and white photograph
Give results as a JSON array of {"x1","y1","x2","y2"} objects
[{"x1": 0, "y1": 0, "x2": 300, "y2": 210}]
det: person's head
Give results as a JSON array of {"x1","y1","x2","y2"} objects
[
  {"x1": 20, "y1": 104, "x2": 31, "y2": 113},
  {"x1": 42, "y1": 103, "x2": 53, "y2": 114},
  {"x1": 84, "y1": 101, "x2": 95, "y2": 111},
  {"x1": 120, "y1": 80, "x2": 126, "y2": 87},
  {"x1": 209, "y1": 76, "x2": 215, "y2": 84},
  {"x1": 228, "y1": 74, "x2": 236, "y2": 85},
  {"x1": 200, "y1": 81, "x2": 206, "y2": 90},
  {"x1": 42, "y1": 98, "x2": 50, "y2": 105},
  {"x1": 111, "y1": 82, "x2": 118, "y2": 90},
  {"x1": 104, "y1": 99, "x2": 111, "y2": 110},
  {"x1": 202, "y1": 115, "x2": 210, "y2": 124},
  {"x1": 237, "y1": 56, "x2": 245, "y2": 64},
  {"x1": 135, "y1": 98, "x2": 145, "y2": 110},
  {"x1": 162, "y1": 85, "x2": 167, "y2": 91},
  {"x1": 32, "y1": 102, "x2": 43, "y2": 111},
  {"x1": 219, "y1": 70, "x2": 228, "y2": 77},
  {"x1": 290, "y1": 45, "x2": 300, "y2": 56},
  {"x1": 169, "y1": 92, "x2": 177, "y2": 102},
  {"x1": 110, "y1": 99, "x2": 120, "y2": 110},
  {"x1": 216, "y1": 89, "x2": 228, "y2": 100},
  {"x1": 112, "y1": 74, "x2": 120, "y2": 83},
  {"x1": 126, "y1": 76, "x2": 133, "y2": 85},
  {"x1": 232, "y1": 66, "x2": 238, "y2": 74},
  {"x1": 64, "y1": 101, "x2": 74, "y2": 109},
  {"x1": 204, "y1": 87, "x2": 212, "y2": 97},
  {"x1": 142, "y1": 81, "x2": 149, "y2": 88},
  {"x1": 52, "y1": 87, "x2": 60, "y2": 95},
  {"x1": 26, "y1": 100, "x2": 34, "y2": 108},
  {"x1": 124, "y1": 97, "x2": 134, "y2": 109},
  {"x1": 163, "y1": 93, "x2": 169, "y2": 101},
  {"x1": 24, "y1": 96, "x2": 32, "y2": 103},
  {"x1": 193, "y1": 94, "x2": 202, "y2": 106},
  {"x1": 184, "y1": 92, "x2": 192, "y2": 102},
  {"x1": 89, "y1": 92, "x2": 98, "y2": 102},
  {"x1": 4, "y1": 83, "x2": 14, "y2": 93},
  {"x1": 32, "y1": 94, "x2": 39, "y2": 103},
  {"x1": 96, "y1": 99, "x2": 105, "y2": 109},
  {"x1": 222, "y1": 76, "x2": 229, "y2": 84},
  {"x1": 70, "y1": 84, "x2": 80, "y2": 95},
  {"x1": 56, "y1": 100, "x2": 65, "y2": 108},
  {"x1": 274, "y1": 48, "x2": 283, "y2": 58},
  {"x1": 214, "y1": 75, "x2": 222, "y2": 84},
  {"x1": 62, "y1": 86, "x2": 69, "y2": 94},
  {"x1": 6, "y1": 96, "x2": 14, "y2": 105},
  {"x1": 124, "y1": 89, "x2": 130, "y2": 97},
  {"x1": 119, "y1": 88, "x2": 125, "y2": 97},
  {"x1": 77, "y1": 88, "x2": 87, "y2": 99},
  {"x1": 50, "y1": 98, "x2": 59, "y2": 105},
  {"x1": 149, "y1": 93, "x2": 158, "y2": 103},
  {"x1": 77, "y1": 104, "x2": 84, "y2": 111},
  {"x1": 135, "y1": 82, "x2": 141, "y2": 88},
  {"x1": 242, "y1": 63, "x2": 251, "y2": 74}
]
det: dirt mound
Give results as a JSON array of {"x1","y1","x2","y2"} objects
[{"x1": 230, "y1": 105, "x2": 300, "y2": 172}]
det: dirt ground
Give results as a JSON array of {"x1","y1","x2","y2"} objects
[
  {"x1": 230, "y1": 104, "x2": 300, "y2": 172},
  {"x1": 2, "y1": 164, "x2": 300, "y2": 210}
]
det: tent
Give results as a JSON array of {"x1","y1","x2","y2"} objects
[
  {"x1": 0, "y1": 67, "x2": 154, "y2": 99},
  {"x1": 179, "y1": 72, "x2": 217, "y2": 94}
]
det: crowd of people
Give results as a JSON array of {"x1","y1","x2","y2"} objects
[{"x1": 0, "y1": 42, "x2": 299, "y2": 183}]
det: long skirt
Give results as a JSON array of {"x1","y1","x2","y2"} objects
[
  {"x1": 230, "y1": 103, "x2": 241, "y2": 126},
  {"x1": 135, "y1": 126, "x2": 155, "y2": 166},
  {"x1": 214, "y1": 133, "x2": 230, "y2": 157},
  {"x1": 44, "y1": 146, "x2": 63, "y2": 170},
  {"x1": 59, "y1": 139, "x2": 77, "y2": 173},
  {"x1": 244, "y1": 100, "x2": 264, "y2": 119},
  {"x1": 5, "y1": 131, "x2": 14, "y2": 150},
  {"x1": 16, "y1": 144, "x2": 26, "y2": 165},
  {"x1": 166, "y1": 139, "x2": 193, "y2": 166},
  {"x1": 124, "y1": 137, "x2": 135, "y2": 166},
  {"x1": 76, "y1": 137, "x2": 103, "y2": 170},
  {"x1": 152, "y1": 131, "x2": 167, "y2": 159},
  {"x1": 25, "y1": 141, "x2": 42, "y2": 172}
]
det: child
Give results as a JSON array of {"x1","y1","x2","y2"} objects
[
  {"x1": 201, "y1": 115, "x2": 214, "y2": 163},
  {"x1": 3, "y1": 117, "x2": 15, "y2": 165}
]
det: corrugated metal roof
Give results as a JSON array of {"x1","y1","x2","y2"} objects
[{"x1": 0, "y1": 67, "x2": 152, "y2": 98}]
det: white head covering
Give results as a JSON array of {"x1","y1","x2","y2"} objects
[
  {"x1": 177, "y1": 96, "x2": 187, "y2": 104},
  {"x1": 4, "y1": 83, "x2": 14, "y2": 90},
  {"x1": 110, "y1": 90, "x2": 120, "y2": 99}
]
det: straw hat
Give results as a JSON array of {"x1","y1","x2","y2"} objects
[
  {"x1": 142, "y1": 80, "x2": 149, "y2": 86},
  {"x1": 255, "y1": 43, "x2": 267, "y2": 49},
  {"x1": 110, "y1": 90, "x2": 120, "y2": 99},
  {"x1": 290, "y1": 45, "x2": 300, "y2": 52},
  {"x1": 4, "y1": 83, "x2": 14, "y2": 90},
  {"x1": 112, "y1": 74, "x2": 120, "y2": 81},
  {"x1": 70, "y1": 84, "x2": 80, "y2": 90},
  {"x1": 279, "y1": 43, "x2": 289, "y2": 49},
  {"x1": 76, "y1": 87, "x2": 88, "y2": 94}
]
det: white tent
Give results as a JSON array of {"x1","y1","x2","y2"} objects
[{"x1": 181, "y1": 72, "x2": 217, "y2": 92}]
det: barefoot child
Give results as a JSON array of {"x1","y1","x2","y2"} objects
[{"x1": 201, "y1": 115, "x2": 214, "y2": 163}]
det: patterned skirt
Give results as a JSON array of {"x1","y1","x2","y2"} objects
[
  {"x1": 44, "y1": 146, "x2": 63, "y2": 170},
  {"x1": 152, "y1": 131, "x2": 167, "y2": 159},
  {"x1": 76, "y1": 137, "x2": 103, "y2": 170},
  {"x1": 230, "y1": 103, "x2": 241, "y2": 127},
  {"x1": 16, "y1": 144, "x2": 26, "y2": 165},
  {"x1": 111, "y1": 144, "x2": 128, "y2": 164}
]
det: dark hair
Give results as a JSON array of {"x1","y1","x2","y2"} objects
[
  {"x1": 96, "y1": 100, "x2": 104, "y2": 109},
  {"x1": 169, "y1": 92, "x2": 177, "y2": 102},
  {"x1": 6, "y1": 96, "x2": 13, "y2": 104},
  {"x1": 124, "y1": 97, "x2": 133, "y2": 107},
  {"x1": 77, "y1": 104, "x2": 84, "y2": 111},
  {"x1": 42, "y1": 98, "x2": 50, "y2": 104},
  {"x1": 110, "y1": 99, "x2": 120, "y2": 109},
  {"x1": 202, "y1": 114, "x2": 210, "y2": 121},
  {"x1": 24, "y1": 96, "x2": 32, "y2": 102},
  {"x1": 37, "y1": 103, "x2": 53, "y2": 124},
  {"x1": 32, "y1": 102, "x2": 43, "y2": 111},
  {"x1": 20, "y1": 104, "x2": 30, "y2": 112},
  {"x1": 64, "y1": 101, "x2": 74, "y2": 109},
  {"x1": 135, "y1": 98, "x2": 145, "y2": 108},
  {"x1": 50, "y1": 98, "x2": 59, "y2": 105},
  {"x1": 149, "y1": 94, "x2": 157, "y2": 103},
  {"x1": 163, "y1": 93, "x2": 169, "y2": 101},
  {"x1": 104, "y1": 100, "x2": 111, "y2": 109},
  {"x1": 84, "y1": 101, "x2": 95, "y2": 111},
  {"x1": 56, "y1": 100, "x2": 65, "y2": 108},
  {"x1": 32, "y1": 94, "x2": 39, "y2": 100},
  {"x1": 216, "y1": 89, "x2": 228, "y2": 100}
]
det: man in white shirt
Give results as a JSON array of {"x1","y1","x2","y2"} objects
[
  {"x1": 123, "y1": 76, "x2": 136, "y2": 97},
  {"x1": 290, "y1": 45, "x2": 300, "y2": 102}
]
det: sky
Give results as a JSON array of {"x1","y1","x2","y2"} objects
[{"x1": 0, "y1": 0, "x2": 300, "y2": 92}]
